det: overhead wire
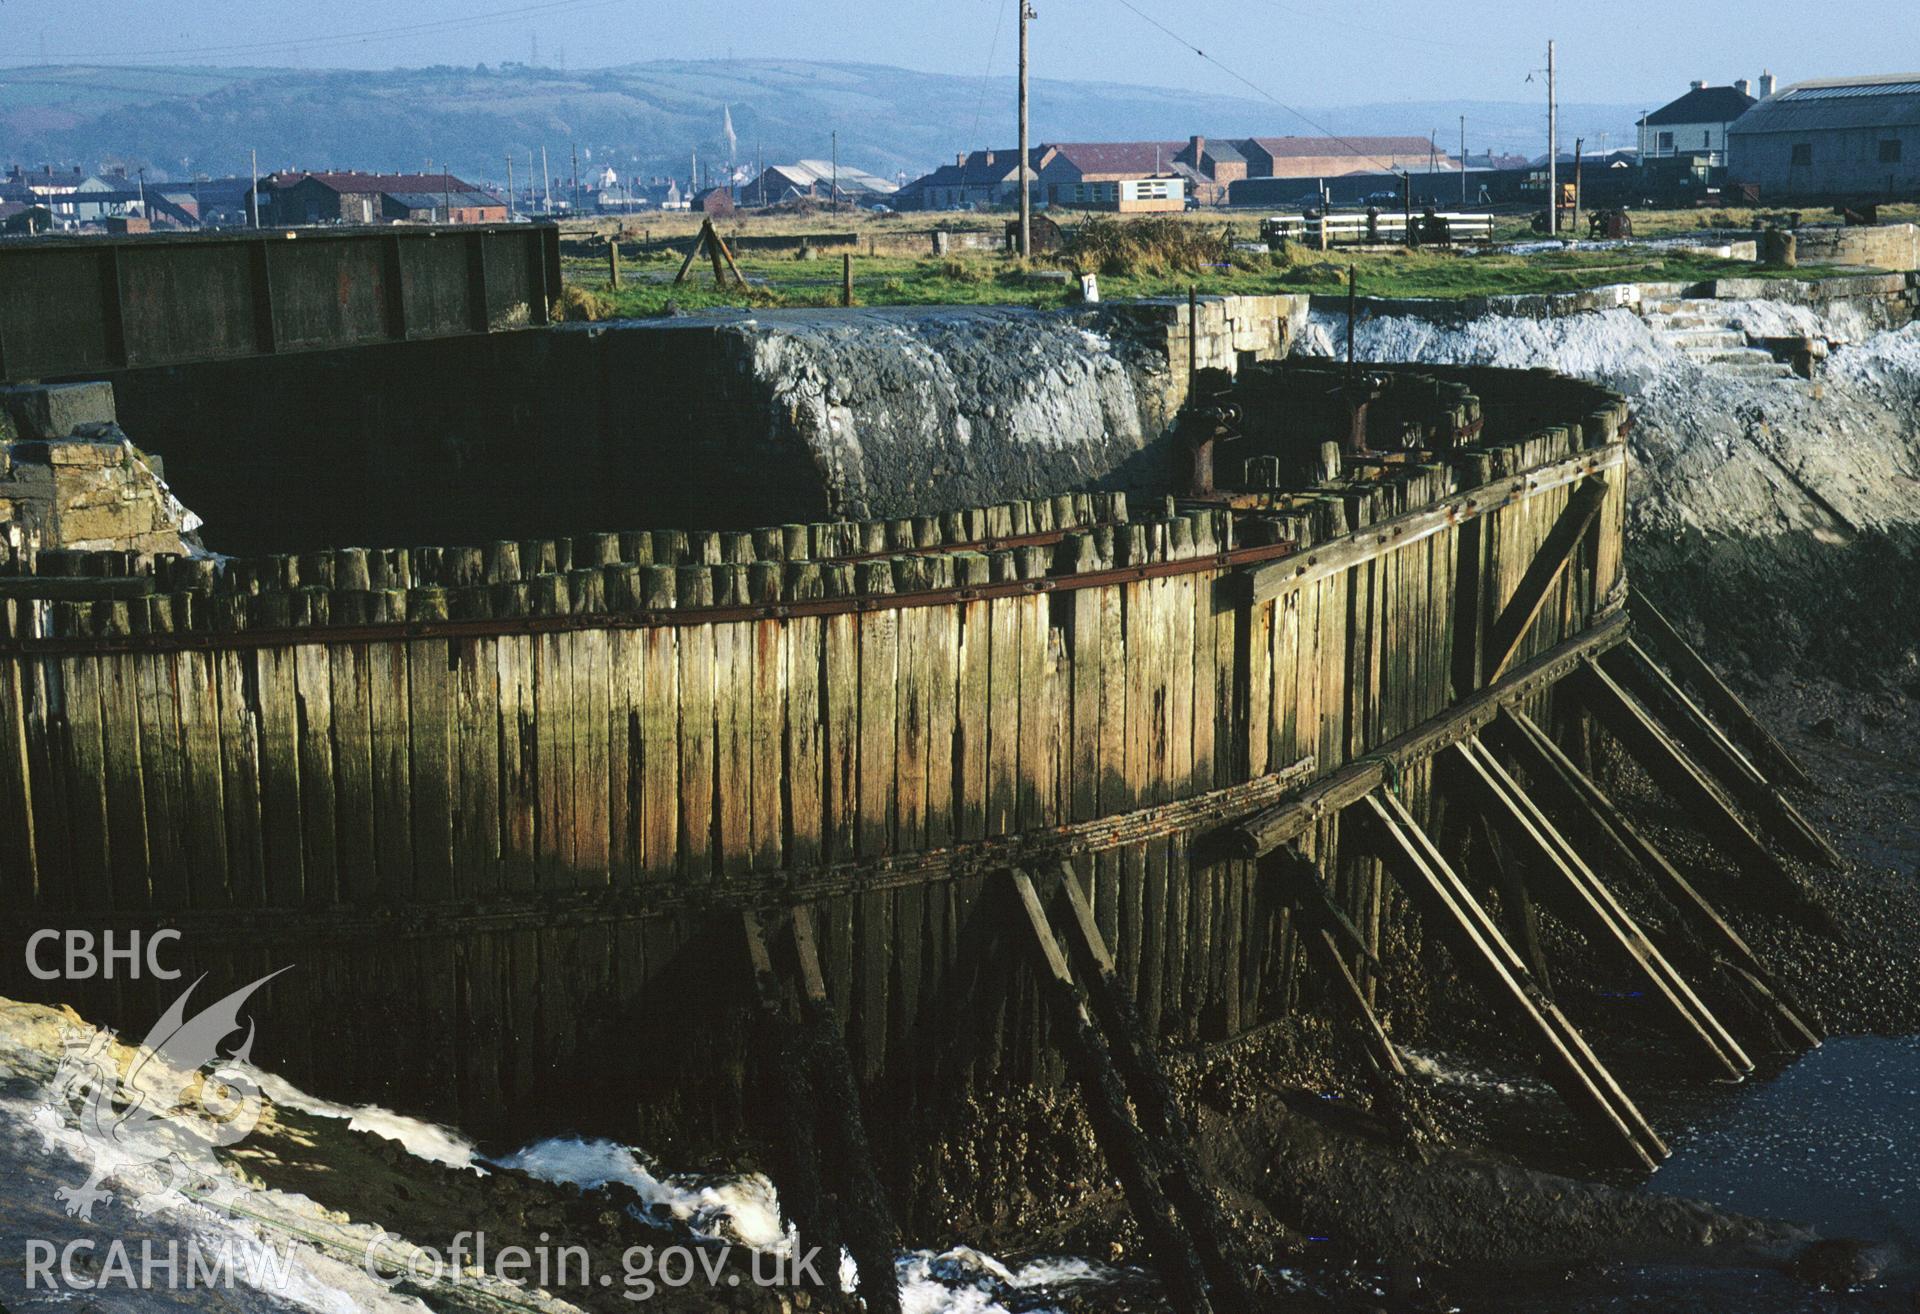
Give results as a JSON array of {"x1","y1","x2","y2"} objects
[
  {"x1": 1106, "y1": 0, "x2": 1435, "y2": 174},
  {"x1": 966, "y1": 0, "x2": 1013, "y2": 154}
]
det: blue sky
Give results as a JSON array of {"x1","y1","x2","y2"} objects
[{"x1": 3, "y1": 0, "x2": 1908, "y2": 106}]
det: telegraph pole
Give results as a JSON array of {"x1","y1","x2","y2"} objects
[
  {"x1": 1018, "y1": 1, "x2": 1035, "y2": 258},
  {"x1": 1546, "y1": 39, "x2": 1558, "y2": 233},
  {"x1": 1573, "y1": 136, "x2": 1584, "y2": 237},
  {"x1": 506, "y1": 154, "x2": 515, "y2": 219},
  {"x1": 1460, "y1": 115, "x2": 1467, "y2": 207}
]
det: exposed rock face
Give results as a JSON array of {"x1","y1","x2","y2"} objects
[
  {"x1": 700, "y1": 296, "x2": 1307, "y2": 520},
  {"x1": 738, "y1": 307, "x2": 1172, "y2": 519},
  {"x1": 1297, "y1": 301, "x2": 1920, "y2": 686},
  {"x1": 0, "y1": 384, "x2": 204, "y2": 563}
]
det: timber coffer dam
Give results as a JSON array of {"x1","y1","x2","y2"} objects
[{"x1": 0, "y1": 226, "x2": 1916, "y2": 1313}]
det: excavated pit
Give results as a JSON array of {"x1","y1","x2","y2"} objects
[{"x1": 5, "y1": 291, "x2": 1919, "y2": 1313}]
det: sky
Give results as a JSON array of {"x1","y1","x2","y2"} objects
[{"x1": 1, "y1": 0, "x2": 1910, "y2": 108}]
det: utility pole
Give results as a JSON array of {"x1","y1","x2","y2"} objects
[
  {"x1": 831, "y1": 130, "x2": 838, "y2": 205},
  {"x1": 1018, "y1": 1, "x2": 1035, "y2": 258},
  {"x1": 506, "y1": 154, "x2": 515, "y2": 219},
  {"x1": 1546, "y1": 39, "x2": 1558, "y2": 234},
  {"x1": 1460, "y1": 115, "x2": 1468, "y2": 208},
  {"x1": 541, "y1": 144, "x2": 551, "y2": 214},
  {"x1": 571, "y1": 142, "x2": 580, "y2": 213},
  {"x1": 1573, "y1": 136, "x2": 1584, "y2": 238}
]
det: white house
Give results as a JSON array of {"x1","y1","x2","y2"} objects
[{"x1": 1638, "y1": 75, "x2": 1769, "y2": 166}]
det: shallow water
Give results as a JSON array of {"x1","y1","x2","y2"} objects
[{"x1": 1644, "y1": 1035, "x2": 1920, "y2": 1247}]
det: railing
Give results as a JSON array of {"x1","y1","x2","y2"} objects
[{"x1": 1262, "y1": 211, "x2": 1497, "y2": 248}]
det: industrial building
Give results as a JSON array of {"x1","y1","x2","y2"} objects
[{"x1": 1728, "y1": 73, "x2": 1920, "y2": 199}]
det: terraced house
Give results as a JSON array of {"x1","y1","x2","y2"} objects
[{"x1": 254, "y1": 171, "x2": 506, "y2": 226}]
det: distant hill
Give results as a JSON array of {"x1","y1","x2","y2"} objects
[{"x1": 0, "y1": 59, "x2": 1643, "y2": 188}]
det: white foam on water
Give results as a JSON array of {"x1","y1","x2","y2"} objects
[
  {"x1": 241, "y1": 1064, "x2": 480, "y2": 1171},
  {"x1": 497, "y1": 1135, "x2": 791, "y2": 1254},
  {"x1": 895, "y1": 1246, "x2": 1121, "y2": 1314},
  {"x1": 1404, "y1": 1048, "x2": 1552, "y2": 1099},
  {"x1": 497, "y1": 1139, "x2": 1130, "y2": 1312}
]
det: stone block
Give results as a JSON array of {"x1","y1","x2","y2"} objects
[
  {"x1": 4, "y1": 463, "x2": 53, "y2": 501},
  {"x1": 57, "y1": 502, "x2": 147, "y2": 544},
  {"x1": 44, "y1": 439, "x2": 125, "y2": 468},
  {"x1": 0, "y1": 382, "x2": 117, "y2": 440}
]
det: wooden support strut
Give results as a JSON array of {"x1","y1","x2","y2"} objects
[
  {"x1": 1450, "y1": 736, "x2": 1752, "y2": 1079},
  {"x1": 1604, "y1": 640, "x2": 1840, "y2": 868},
  {"x1": 673, "y1": 218, "x2": 746, "y2": 287},
  {"x1": 1574, "y1": 658, "x2": 1834, "y2": 932},
  {"x1": 1266, "y1": 848, "x2": 1442, "y2": 1153},
  {"x1": 1360, "y1": 789, "x2": 1668, "y2": 1170},
  {"x1": 741, "y1": 910, "x2": 843, "y2": 1299},
  {"x1": 1482, "y1": 477, "x2": 1609, "y2": 685},
  {"x1": 1627, "y1": 592, "x2": 1810, "y2": 788},
  {"x1": 741, "y1": 907, "x2": 902, "y2": 1314},
  {"x1": 1490, "y1": 708, "x2": 1821, "y2": 1050},
  {"x1": 1007, "y1": 867, "x2": 1248, "y2": 1314}
]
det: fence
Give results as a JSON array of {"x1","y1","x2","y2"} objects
[{"x1": 1262, "y1": 211, "x2": 1498, "y2": 248}]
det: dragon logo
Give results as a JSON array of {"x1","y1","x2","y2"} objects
[{"x1": 32, "y1": 969, "x2": 289, "y2": 1221}]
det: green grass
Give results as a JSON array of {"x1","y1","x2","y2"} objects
[{"x1": 558, "y1": 229, "x2": 1873, "y2": 319}]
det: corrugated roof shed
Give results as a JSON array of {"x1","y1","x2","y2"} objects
[
  {"x1": 1245, "y1": 135, "x2": 1438, "y2": 162},
  {"x1": 1730, "y1": 74, "x2": 1920, "y2": 134},
  {"x1": 792, "y1": 160, "x2": 897, "y2": 193}
]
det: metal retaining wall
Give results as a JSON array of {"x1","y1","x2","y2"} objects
[{"x1": 0, "y1": 223, "x2": 562, "y2": 384}]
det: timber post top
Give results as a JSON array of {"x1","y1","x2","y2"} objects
[{"x1": 0, "y1": 360, "x2": 1628, "y2": 653}]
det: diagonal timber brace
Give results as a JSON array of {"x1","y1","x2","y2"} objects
[
  {"x1": 1226, "y1": 610, "x2": 1629, "y2": 861},
  {"x1": 1627, "y1": 592, "x2": 1810, "y2": 788},
  {"x1": 1604, "y1": 640, "x2": 1840, "y2": 867},
  {"x1": 1266, "y1": 846, "x2": 1441, "y2": 1153},
  {"x1": 1449, "y1": 736, "x2": 1752, "y2": 1079},
  {"x1": 1482, "y1": 477, "x2": 1610, "y2": 685},
  {"x1": 1573, "y1": 658, "x2": 1838, "y2": 935},
  {"x1": 1489, "y1": 708, "x2": 1821, "y2": 1050},
  {"x1": 1359, "y1": 788, "x2": 1668, "y2": 1170},
  {"x1": 742, "y1": 908, "x2": 902, "y2": 1314},
  {"x1": 1008, "y1": 866, "x2": 1255, "y2": 1314}
]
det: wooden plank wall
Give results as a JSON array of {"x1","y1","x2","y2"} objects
[{"x1": 0, "y1": 463, "x2": 1622, "y2": 1077}]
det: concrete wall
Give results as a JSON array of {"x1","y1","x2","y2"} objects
[
  {"x1": 1310, "y1": 271, "x2": 1917, "y2": 326},
  {"x1": 1792, "y1": 223, "x2": 1920, "y2": 273}
]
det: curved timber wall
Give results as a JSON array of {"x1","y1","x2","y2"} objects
[{"x1": 0, "y1": 361, "x2": 1629, "y2": 1137}]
